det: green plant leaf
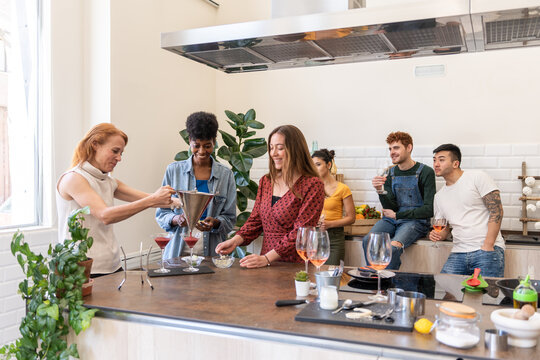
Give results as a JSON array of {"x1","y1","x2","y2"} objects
[
  {"x1": 219, "y1": 130, "x2": 238, "y2": 147},
  {"x1": 246, "y1": 120, "x2": 264, "y2": 129},
  {"x1": 244, "y1": 131, "x2": 256, "y2": 138},
  {"x1": 226, "y1": 120, "x2": 237, "y2": 130},
  {"x1": 240, "y1": 180, "x2": 259, "y2": 200},
  {"x1": 234, "y1": 171, "x2": 249, "y2": 187},
  {"x1": 230, "y1": 152, "x2": 253, "y2": 173},
  {"x1": 244, "y1": 109, "x2": 256, "y2": 122},
  {"x1": 243, "y1": 138, "x2": 267, "y2": 158},
  {"x1": 225, "y1": 110, "x2": 243, "y2": 124},
  {"x1": 175, "y1": 150, "x2": 190, "y2": 161},
  {"x1": 179, "y1": 129, "x2": 190, "y2": 144},
  {"x1": 236, "y1": 211, "x2": 251, "y2": 227},
  {"x1": 237, "y1": 191, "x2": 247, "y2": 212},
  {"x1": 217, "y1": 146, "x2": 231, "y2": 162}
]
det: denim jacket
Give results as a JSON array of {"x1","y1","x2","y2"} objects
[{"x1": 156, "y1": 156, "x2": 236, "y2": 258}]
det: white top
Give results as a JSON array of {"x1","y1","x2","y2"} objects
[
  {"x1": 434, "y1": 170, "x2": 505, "y2": 253},
  {"x1": 56, "y1": 161, "x2": 121, "y2": 274}
]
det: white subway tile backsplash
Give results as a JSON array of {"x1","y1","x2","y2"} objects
[
  {"x1": 4, "y1": 296, "x2": 23, "y2": 312},
  {"x1": 3, "y1": 325, "x2": 20, "y2": 345},
  {"x1": 503, "y1": 205, "x2": 523, "y2": 218},
  {"x1": 524, "y1": 157, "x2": 540, "y2": 168},
  {"x1": 0, "y1": 312, "x2": 18, "y2": 328},
  {"x1": 497, "y1": 181, "x2": 523, "y2": 193},
  {"x1": 513, "y1": 144, "x2": 539, "y2": 156},
  {"x1": 485, "y1": 144, "x2": 512, "y2": 156},
  {"x1": 460, "y1": 145, "x2": 485, "y2": 156},
  {"x1": 499, "y1": 157, "x2": 526, "y2": 168},
  {"x1": 413, "y1": 145, "x2": 435, "y2": 157},
  {"x1": 471, "y1": 157, "x2": 499, "y2": 169},
  {"x1": 335, "y1": 158, "x2": 355, "y2": 168},
  {"x1": 364, "y1": 146, "x2": 387, "y2": 157},
  {"x1": 343, "y1": 147, "x2": 365, "y2": 157},
  {"x1": 342, "y1": 169, "x2": 368, "y2": 180},
  {"x1": 3, "y1": 266, "x2": 23, "y2": 282},
  {"x1": 484, "y1": 169, "x2": 513, "y2": 181},
  {"x1": 354, "y1": 158, "x2": 377, "y2": 168}
]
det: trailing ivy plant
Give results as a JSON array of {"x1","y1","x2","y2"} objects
[
  {"x1": 174, "y1": 108, "x2": 267, "y2": 227},
  {"x1": 0, "y1": 207, "x2": 98, "y2": 360}
]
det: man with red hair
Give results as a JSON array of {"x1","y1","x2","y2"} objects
[{"x1": 363, "y1": 131, "x2": 436, "y2": 270}]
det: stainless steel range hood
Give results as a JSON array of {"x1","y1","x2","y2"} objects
[{"x1": 161, "y1": 0, "x2": 540, "y2": 73}]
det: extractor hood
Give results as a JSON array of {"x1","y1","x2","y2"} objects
[{"x1": 161, "y1": 0, "x2": 540, "y2": 73}]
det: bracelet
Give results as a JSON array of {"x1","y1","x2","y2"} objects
[{"x1": 263, "y1": 254, "x2": 271, "y2": 267}]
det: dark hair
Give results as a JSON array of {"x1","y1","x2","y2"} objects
[
  {"x1": 386, "y1": 131, "x2": 413, "y2": 149},
  {"x1": 433, "y1": 143, "x2": 462, "y2": 165},
  {"x1": 185, "y1": 111, "x2": 218, "y2": 141},
  {"x1": 312, "y1": 149, "x2": 335, "y2": 165},
  {"x1": 267, "y1": 125, "x2": 319, "y2": 198}
]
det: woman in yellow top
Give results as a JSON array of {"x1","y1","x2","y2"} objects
[{"x1": 312, "y1": 149, "x2": 355, "y2": 265}]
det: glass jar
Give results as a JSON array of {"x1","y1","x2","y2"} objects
[
  {"x1": 435, "y1": 302, "x2": 480, "y2": 349},
  {"x1": 319, "y1": 285, "x2": 338, "y2": 310}
]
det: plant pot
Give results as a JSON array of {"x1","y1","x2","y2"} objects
[
  {"x1": 295, "y1": 280, "x2": 310, "y2": 297},
  {"x1": 82, "y1": 278, "x2": 94, "y2": 297},
  {"x1": 78, "y1": 258, "x2": 93, "y2": 284}
]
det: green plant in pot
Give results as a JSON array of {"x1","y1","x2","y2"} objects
[
  {"x1": 0, "y1": 207, "x2": 98, "y2": 359},
  {"x1": 295, "y1": 270, "x2": 310, "y2": 297},
  {"x1": 174, "y1": 109, "x2": 267, "y2": 257}
]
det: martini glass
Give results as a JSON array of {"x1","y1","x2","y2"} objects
[
  {"x1": 296, "y1": 226, "x2": 314, "y2": 273},
  {"x1": 307, "y1": 228, "x2": 330, "y2": 273},
  {"x1": 366, "y1": 232, "x2": 392, "y2": 302},
  {"x1": 152, "y1": 232, "x2": 172, "y2": 273},
  {"x1": 183, "y1": 229, "x2": 202, "y2": 272}
]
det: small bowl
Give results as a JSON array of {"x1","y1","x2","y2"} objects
[
  {"x1": 491, "y1": 309, "x2": 540, "y2": 348},
  {"x1": 181, "y1": 255, "x2": 204, "y2": 267},
  {"x1": 212, "y1": 255, "x2": 235, "y2": 269}
]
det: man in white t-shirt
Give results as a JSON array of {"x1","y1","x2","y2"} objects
[{"x1": 429, "y1": 144, "x2": 505, "y2": 277}]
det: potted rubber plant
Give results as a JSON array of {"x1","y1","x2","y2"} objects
[
  {"x1": 0, "y1": 207, "x2": 97, "y2": 359},
  {"x1": 295, "y1": 270, "x2": 310, "y2": 297}
]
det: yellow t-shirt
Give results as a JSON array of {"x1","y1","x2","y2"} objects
[{"x1": 323, "y1": 182, "x2": 352, "y2": 221}]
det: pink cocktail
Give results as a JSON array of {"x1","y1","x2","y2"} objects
[
  {"x1": 152, "y1": 233, "x2": 172, "y2": 273},
  {"x1": 183, "y1": 233, "x2": 202, "y2": 272}
]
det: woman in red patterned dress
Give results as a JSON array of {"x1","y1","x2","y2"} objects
[{"x1": 215, "y1": 125, "x2": 325, "y2": 268}]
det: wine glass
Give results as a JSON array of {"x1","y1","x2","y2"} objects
[
  {"x1": 306, "y1": 228, "x2": 331, "y2": 273},
  {"x1": 296, "y1": 226, "x2": 314, "y2": 273},
  {"x1": 152, "y1": 232, "x2": 172, "y2": 273},
  {"x1": 366, "y1": 232, "x2": 392, "y2": 302},
  {"x1": 376, "y1": 162, "x2": 391, "y2": 195},
  {"x1": 183, "y1": 229, "x2": 202, "y2": 272},
  {"x1": 431, "y1": 218, "x2": 447, "y2": 248}
]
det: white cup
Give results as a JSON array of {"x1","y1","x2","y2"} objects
[{"x1": 319, "y1": 285, "x2": 338, "y2": 310}]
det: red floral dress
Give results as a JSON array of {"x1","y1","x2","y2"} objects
[{"x1": 237, "y1": 175, "x2": 325, "y2": 262}]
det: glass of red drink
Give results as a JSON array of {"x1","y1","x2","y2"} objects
[
  {"x1": 183, "y1": 230, "x2": 202, "y2": 272},
  {"x1": 152, "y1": 232, "x2": 172, "y2": 273}
]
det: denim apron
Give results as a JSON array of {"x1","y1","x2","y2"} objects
[
  {"x1": 363, "y1": 163, "x2": 429, "y2": 270},
  {"x1": 391, "y1": 163, "x2": 425, "y2": 213}
]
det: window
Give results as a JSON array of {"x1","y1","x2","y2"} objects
[{"x1": 0, "y1": 0, "x2": 43, "y2": 229}]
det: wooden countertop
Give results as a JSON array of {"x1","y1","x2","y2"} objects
[{"x1": 85, "y1": 261, "x2": 539, "y2": 359}]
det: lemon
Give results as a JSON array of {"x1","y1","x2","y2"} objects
[{"x1": 414, "y1": 318, "x2": 433, "y2": 334}]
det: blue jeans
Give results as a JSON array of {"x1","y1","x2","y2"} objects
[
  {"x1": 441, "y1": 246, "x2": 505, "y2": 277},
  {"x1": 362, "y1": 217, "x2": 429, "y2": 270}
]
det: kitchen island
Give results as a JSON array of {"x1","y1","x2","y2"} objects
[{"x1": 71, "y1": 261, "x2": 540, "y2": 360}]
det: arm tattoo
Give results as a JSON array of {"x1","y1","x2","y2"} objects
[{"x1": 482, "y1": 190, "x2": 503, "y2": 223}]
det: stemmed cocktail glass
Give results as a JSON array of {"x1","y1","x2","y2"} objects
[
  {"x1": 366, "y1": 232, "x2": 392, "y2": 302},
  {"x1": 431, "y1": 218, "x2": 447, "y2": 248},
  {"x1": 183, "y1": 229, "x2": 202, "y2": 272},
  {"x1": 296, "y1": 226, "x2": 314, "y2": 273},
  {"x1": 307, "y1": 228, "x2": 331, "y2": 273},
  {"x1": 152, "y1": 232, "x2": 172, "y2": 274}
]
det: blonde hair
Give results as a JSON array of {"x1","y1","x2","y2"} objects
[
  {"x1": 71, "y1": 123, "x2": 128, "y2": 167},
  {"x1": 267, "y1": 125, "x2": 319, "y2": 198}
]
